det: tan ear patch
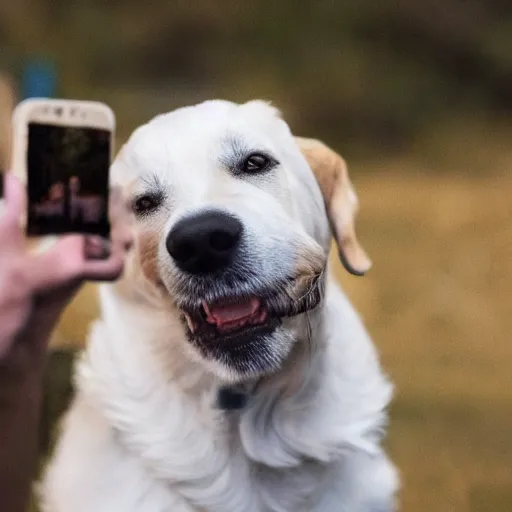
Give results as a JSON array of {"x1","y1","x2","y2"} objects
[{"x1": 295, "y1": 137, "x2": 372, "y2": 276}]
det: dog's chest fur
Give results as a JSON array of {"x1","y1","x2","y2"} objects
[
  {"x1": 43, "y1": 284, "x2": 396, "y2": 512},
  {"x1": 75, "y1": 320, "x2": 334, "y2": 511}
]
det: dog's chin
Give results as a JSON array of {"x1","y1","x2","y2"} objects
[{"x1": 187, "y1": 324, "x2": 297, "y2": 382}]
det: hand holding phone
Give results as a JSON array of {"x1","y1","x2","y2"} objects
[{"x1": 11, "y1": 99, "x2": 115, "y2": 238}]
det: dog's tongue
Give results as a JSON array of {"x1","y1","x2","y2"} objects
[{"x1": 202, "y1": 298, "x2": 260, "y2": 326}]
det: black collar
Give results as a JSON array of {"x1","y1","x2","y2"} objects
[
  {"x1": 216, "y1": 385, "x2": 251, "y2": 411},
  {"x1": 217, "y1": 379, "x2": 259, "y2": 411}
]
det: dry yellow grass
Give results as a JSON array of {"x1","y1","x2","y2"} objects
[
  {"x1": 51, "y1": 169, "x2": 512, "y2": 512},
  {"x1": 335, "y1": 170, "x2": 512, "y2": 512}
]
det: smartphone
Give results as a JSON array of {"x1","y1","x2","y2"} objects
[{"x1": 11, "y1": 99, "x2": 115, "y2": 237}]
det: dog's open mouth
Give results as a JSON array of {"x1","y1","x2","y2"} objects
[
  {"x1": 178, "y1": 273, "x2": 325, "y2": 347},
  {"x1": 182, "y1": 297, "x2": 280, "y2": 341}
]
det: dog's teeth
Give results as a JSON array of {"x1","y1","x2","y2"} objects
[
  {"x1": 201, "y1": 299, "x2": 211, "y2": 315},
  {"x1": 184, "y1": 314, "x2": 196, "y2": 333},
  {"x1": 201, "y1": 300, "x2": 217, "y2": 324}
]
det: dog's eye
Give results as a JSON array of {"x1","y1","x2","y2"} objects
[
  {"x1": 242, "y1": 153, "x2": 272, "y2": 173},
  {"x1": 133, "y1": 193, "x2": 162, "y2": 216}
]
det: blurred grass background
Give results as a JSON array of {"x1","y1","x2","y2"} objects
[{"x1": 1, "y1": 1, "x2": 512, "y2": 511}]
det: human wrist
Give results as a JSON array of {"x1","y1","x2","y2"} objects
[
  {"x1": 0, "y1": 339, "x2": 46, "y2": 407},
  {"x1": 0, "y1": 365, "x2": 43, "y2": 512}
]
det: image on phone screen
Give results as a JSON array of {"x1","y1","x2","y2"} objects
[{"x1": 26, "y1": 123, "x2": 111, "y2": 237}]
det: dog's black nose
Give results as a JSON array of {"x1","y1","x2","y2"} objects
[{"x1": 166, "y1": 211, "x2": 243, "y2": 274}]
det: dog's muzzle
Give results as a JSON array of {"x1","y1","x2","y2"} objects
[{"x1": 165, "y1": 208, "x2": 326, "y2": 370}]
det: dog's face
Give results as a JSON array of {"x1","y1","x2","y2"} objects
[{"x1": 111, "y1": 100, "x2": 370, "y2": 382}]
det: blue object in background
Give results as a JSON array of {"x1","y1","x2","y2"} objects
[{"x1": 22, "y1": 60, "x2": 57, "y2": 99}]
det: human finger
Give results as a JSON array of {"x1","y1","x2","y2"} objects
[{"x1": 0, "y1": 173, "x2": 25, "y2": 248}]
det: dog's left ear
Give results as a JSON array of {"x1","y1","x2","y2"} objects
[{"x1": 295, "y1": 137, "x2": 372, "y2": 276}]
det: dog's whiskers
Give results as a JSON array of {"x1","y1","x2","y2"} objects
[{"x1": 287, "y1": 268, "x2": 326, "y2": 307}]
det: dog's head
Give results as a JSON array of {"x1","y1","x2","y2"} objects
[{"x1": 111, "y1": 100, "x2": 370, "y2": 382}]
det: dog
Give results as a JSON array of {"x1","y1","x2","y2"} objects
[{"x1": 40, "y1": 100, "x2": 399, "y2": 512}]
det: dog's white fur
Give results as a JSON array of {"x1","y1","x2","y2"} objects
[{"x1": 40, "y1": 100, "x2": 399, "y2": 512}]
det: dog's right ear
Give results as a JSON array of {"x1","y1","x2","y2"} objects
[{"x1": 295, "y1": 137, "x2": 372, "y2": 276}]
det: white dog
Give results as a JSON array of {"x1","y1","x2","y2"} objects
[{"x1": 40, "y1": 100, "x2": 399, "y2": 512}]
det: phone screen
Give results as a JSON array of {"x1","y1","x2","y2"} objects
[{"x1": 26, "y1": 122, "x2": 111, "y2": 237}]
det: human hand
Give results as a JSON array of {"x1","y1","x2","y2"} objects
[{"x1": 0, "y1": 173, "x2": 132, "y2": 375}]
